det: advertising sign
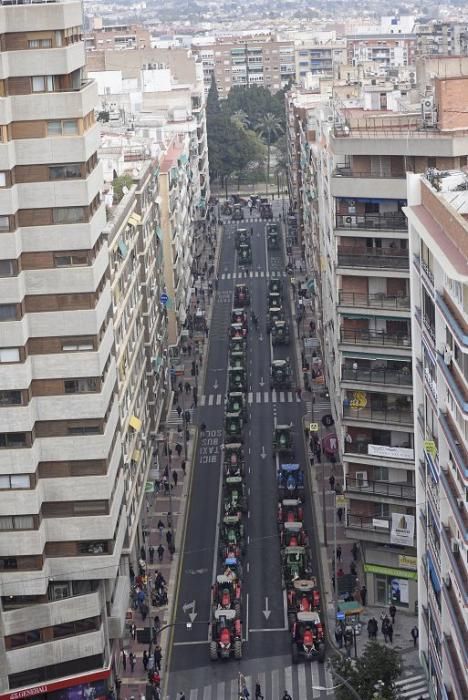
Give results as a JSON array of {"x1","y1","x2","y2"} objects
[
  {"x1": 391, "y1": 513, "x2": 415, "y2": 546},
  {"x1": 390, "y1": 578, "x2": 409, "y2": 605},
  {"x1": 368, "y1": 444, "x2": 414, "y2": 461}
]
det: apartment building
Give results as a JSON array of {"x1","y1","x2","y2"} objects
[
  {"x1": 295, "y1": 40, "x2": 346, "y2": 83},
  {"x1": 193, "y1": 34, "x2": 295, "y2": 96},
  {"x1": 0, "y1": 0, "x2": 127, "y2": 695},
  {"x1": 84, "y1": 23, "x2": 151, "y2": 52},
  {"x1": 346, "y1": 34, "x2": 416, "y2": 71},
  {"x1": 415, "y1": 21, "x2": 468, "y2": 57},
  {"x1": 288, "y1": 72, "x2": 468, "y2": 610},
  {"x1": 406, "y1": 173, "x2": 468, "y2": 700}
]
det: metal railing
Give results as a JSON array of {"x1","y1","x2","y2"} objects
[
  {"x1": 339, "y1": 290, "x2": 410, "y2": 310},
  {"x1": 342, "y1": 367, "x2": 412, "y2": 386},
  {"x1": 346, "y1": 513, "x2": 392, "y2": 532},
  {"x1": 333, "y1": 166, "x2": 404, "y2": 179},
  {"x1": 344, "y1": 439, "x2": 413, "y2": 457},
  {"x1": 346, "y1": 477, "x2": 415, "y2": 500},
  {"x1": 343, "y1": 405, "x2": 414, "y2": 425},
  {"x1": 340, "y1": 328, "x2": 412, "y2": 348},
  {"x1": 337, "y1": 247, "x2": 409, "y2": 269},
  {"x1": 336, "y1": 213, "x2": 407, "y2": 230}
]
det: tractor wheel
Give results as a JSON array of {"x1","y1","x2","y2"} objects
[
  {"x1": 318, "y1": 643, "x2": 326, "y2": 664},
  {"x1": 234, "y1": 640, "x2": 242, "y2": 659},
  {"x1": 234, "y1": 602, "x2": 241, "y2": 619},
  {"x1": 209, "y1": 641, "x2": 218, "y2": 661},
  {"x1": 291, "y1": 643, "x2": 299, "y2": 665}
]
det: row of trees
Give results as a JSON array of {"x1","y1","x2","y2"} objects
[{"x1": 206, "y1": 78, "x2": 287, "y2": 192}]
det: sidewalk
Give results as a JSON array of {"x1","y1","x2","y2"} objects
[{"x1": 118, "y1": 213, "x2": 222, "y2": 699}]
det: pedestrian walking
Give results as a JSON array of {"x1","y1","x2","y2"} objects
[
  {"x1": 167, "y1": 512, "x2": 173, "y2": 529},
  {"x1": 350, "y1": 561, "x2": 357, "y2": 576},
  {"x1": 172, "y1": 469, "x2": 178, "y2": 487},
  {"x1": 163, "y1": 464, "x2": 169, "y2": 480},
  {"x1": 181, "y1": 460, "x2": 186, "y2": 477},
  {"x1": 360, "y1": 585, "x2": 367, "y2": 606},
  {"x1": 335, "y1": 624, "x2": 343, "y2": 648},
  {"x1": 149, "y1": 545, "x2": 155, "y2": 565},
  {"x1": 142, "y1": 650, "x2": 149, "y2": 671},
  {"x1": 296, "y1": 387, "x2": 302, "y2": 400},
  {"x1": 184, "y1": 382, "x2": 191, "y2": 394},
  {"x1": 382, "y1": 617, "x2": 389, "y2": 643},
  {"x1": 411, "y1": 625, "x2": 419, "y2": 647},
  {"x1": 157, "y1": 520, "x2": 164, "y2": 540},
  {"x1": 175, "y1": 443, "x2": 183, "y2": 458},
  {"x1": 389, "y1": 603, "x2": 397, "y2": 625},
  {"x1": 329, "y1": 474, "x2": 335, "y2": 490},
  {"x1": 130, "y1": 622, "x2": 136, "y2": 640},
  {"x1": 122, "y1": 649, "x2": 127, "y2": 671},
  {"x1": 157, "y1": 544, "x2": 164, "y2": 562},
  {"x1": 337, "y1": 507, "x2": 343, "y2": 523},
  {"x1": 336, "y1": 545, "x2": 342, "y2": 562},
  {"x1": 129, "y1": 652, "x2": 136, "y2": 672},
  {"x1": 177, "y1": 693, "x2": 186, "y2": 700},
  {"x1": 140, "y1": 545, "x2": 146, "y2": 561},
  {"x1": 343, "y1": 626, "x2": 353, "y2": 658},
  {"x1": 351, "y1": 542, "x2": 359, "y2": 561},
  {"x1": 166, "y1": 530, "x2": 172, "y2": 547},
  {"x1": 154, "y1": 645, "x2": 162, "y2": 670},
  {"x1": 255, "y1": 682, "x2": 264, "y2": 699},
  {"x1": 387, "y1": 623, "x2": 394, "y2": 644},
  {"x1": 163, "y1": 476, "x2": 169, "y2": 495},
  {"x1": 315, "y1": 446, "x2": 322, "y2": 462},
  {"x1": 176, "y1": 405, "x2": 182, "y2": 419}
]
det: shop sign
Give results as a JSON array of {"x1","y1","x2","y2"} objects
[
  {"x1": 368, "y1": 444, "x2": 414, "y2": 460},
  {"x1": 0, "y1": 669, "x2": 111, "y2": 700},
  {"x1": 372, "y1": 518, "x2": 389, "y2": 529},
  {"x1": 364, "y1": 563, "x2": 417, "y2": 581},
  {"x1": 398, "y1": 554, "x2": 417, "y2": 570},
  {"x1": 424, "y1": 440, "x2": 437, "y2": 457},
  {"x1": 391, "y1": 513, "x2": 415, "y2": 546}
]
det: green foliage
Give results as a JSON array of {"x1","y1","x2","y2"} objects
[
  {"x1": 222, "y1": 85, "x2": 286, "y2": 141},
  {"x1": 331, "y1": 642, "x2": 401, "y2": 700},
  {"x1": 207, "y1": 110, "x2": 265, "y2": 185},
  {"x1": 112, "y1": 174, "x2": 133, "y2": 203},
  {"x1": 206, "y1": 73, "x2": 221, "y2": 118}
]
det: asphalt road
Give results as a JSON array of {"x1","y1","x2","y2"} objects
[{"x1": 166, "y1": 202, "x2": 333, "y2": 700}]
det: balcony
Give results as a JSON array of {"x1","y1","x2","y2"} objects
[
  {"x1": 440, "y1": 525, "x2": 468, "y2": 599},
  {"x1": 338, "y1": 290, "x2": 410, "y2": 311},
  {"x1": 343, "y1": 404, "x2": 414, "y2": 426},
  {"x1": 344, "y1": 438, "x2": 414, "y2": 464},
  {"x1": 443, "y1": 585, "x2": 468, "y2": 667},
  {"x1": 346, "y1": 477, "x2": 415, "y2": 501},
  {"x1": 444, "y1": 634, "x2": 468, "y2": 700},
  {"x1": 439, "y1": 412, "x2": 468, "y2": 472},
  {"x1": 331, "y1": 167, "x2": 407, "y2": 200},
  {"x1": 346, "y1": 512, "x2": 415, "y2": 544},
  {"x1": 422, "y1": 314, "x2": 436, "y2": 343},
  {"x1": 340, "y1": 328, "x2": 412, "y2": 349},
  {"x1": 437, "y1": 354, "x2": 468, "y2": 414},
  {"x1": 337, "y1": 246, "x2": 409, "y2": 270},
  {"x1": 342, "y1": 366, "x2": 412, "y2": 387},
  {"x1": 440, "y1": 467, "x2": 468, "y2": 533},
  {"x1": 436, "y1": 291, "x2": 468, "y2": 349},
  {"x1": 336, "y1": 212, "x2": 407, "y2": 231}
]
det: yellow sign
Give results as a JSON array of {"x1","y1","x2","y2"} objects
[
  {"x1": 398, "y1": 555, "x2": 417, "y2": 570},
  {"x1": 129, "y1": 415, "x2": 142, "y2": 432},
  {"x1": 350, "y1": 391, "x2": 367, "y2": 408},
  {"x1": 335, "y1": 494, "x2": 347, "y2": 508},
  {"x1": 309, "y1": 422, "x2": 319, "y2": 432},
  {"x1": 424, "y1": 440, "x2": 437, "y2": 456}
]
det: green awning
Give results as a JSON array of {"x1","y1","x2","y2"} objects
[{"x1": 364, "y1": 563, "x2": 417, "y2": 581}]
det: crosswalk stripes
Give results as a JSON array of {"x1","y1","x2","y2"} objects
[
  {"x1": 199, "y1": 391, "x2": 302, "y2": 407},
  {"x1": 394, "y1": 674, "x2": 430, "y2": 700},
  {"x1": 220, "y1": 270, "x2": 286, "y2": 281}
]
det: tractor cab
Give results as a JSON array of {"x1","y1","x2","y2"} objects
[
  {"x1": 287, "y1": 578, "x2": 320, "y2": 615},
  {"x1": 238, "y1": 242, "x2": 252, "y2": 265},
  {"x1": 229, "y1": 351, "x2": 245, "y2": 369},
  {"x1": 224, "y1": 412, "x2": 243, "y2": 441},
  {"x1": 267, "y1": 291, "x2": 282, "y2": 309},
  {"x1": 280, "y1": 521, "x2": 308, "y2": 548},
  {"x1": 209, "y1": 608, "x2": 242, "y2": 661},
  {"x1": 268, "y1": 278, "x2": 283, "y2": 296},
  {"x1": 272, "y1": 320, "x2": 290, "y2": 345},
  {"x1": 266, "y1": 222, "x2": 279, "y2": 248},
  {"x1": 226, "y1": 392, "x2": 247, "y2": 420},
  {"x1": 277, "y1": 463, "x2": 304, "y2": 497},
  {"x1": 229, "y1": 336, "x2": 246, "y2": 355},
  {"x1": 219, "y1": 515, "x2": 245, "y2": 559},
  {"x1": 224, "y1": 477, "x2": 247, "y2": 515},
  {"x1": 270, "y1": 359, "x2": 292, "y2": 390},
  {"x1": 224, "y1": 443, "x2": 244, "y2": 477},
  {"x1": 291, "y1": 611, "x2": 325, "y2": 664},
  {"x1": 230, "y1": 322, "x2": 247, "y2": 340},
  {"x1": 260, "y1": 199, "x2": 273, "y2": 220},
  {"x1": 277, "y1": 498, "x2": 303, "y2": 526},
  {"x1": 273, "y1": 424, "x2": 294, "y2": 456},
  {"x1": 212, "y1": 572, "x2": 241, "y2": 612},
  {"x1": 282, "y1": 545, "x2": 310, "y2": 587},
  {"x1": 234, "y1": 283, "x2": 250, "y2": 307},
  {"x1": 223, "y1": 556, "x2": 243, "y2": 581},
  {"x1": 267, "y1": 306, "x2": 284, "y2": 332},
  {"x1": 228, "y1": 367, "x2": 247, "y2": 392},
  {"x1": 232, "y1": 204, "x2": 244, "y2": 221},
  {"x1": 235, "y1": 228, "x2": 249, "y2": 249},
  {"x1": 231, "y1": 308, "x2": 248, "y2": 329}
]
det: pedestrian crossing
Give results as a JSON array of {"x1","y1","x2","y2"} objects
[
  {"x1": 306, "y1": 400, "x2": 332, "y2": 414},
  {"x1": 166, "y1": 663, "x2": 334, "y2": 700},
  {"x1": 394, "y1": 674, "x2": 430, "y2": 700},
  {"x1": 221, "y1": 270, "x2": 287, "y2": 280},
  {"x1": 199, "y1": 390, "x2": 302, "y2": 407}
]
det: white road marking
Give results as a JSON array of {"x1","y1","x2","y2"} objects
[
  {"x1": 256, "y1": 391, "x2": 261, "y2": 402},
  {"x1": 216, "y1": 394, "x2": 222, "y2": 405},
  {"x1": 264, "y1": 391, "x2": 269, "y2": 403},
  {"x1": 208, "y1": 395, "x2": 214, "y2": 406}
]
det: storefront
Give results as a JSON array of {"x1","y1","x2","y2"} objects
[
  {"x1": 0, "y1": 669, "x2": 111, "y2": 700},
  {"x1": 365, "y1": 559, "x2": 418, "y2": 611}
]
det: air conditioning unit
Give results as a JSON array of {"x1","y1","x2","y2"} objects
[
  {"x1": 441, "y1": 463, "x2": 449, "y2": 473},
  {"x1": 344, "y1": 215, "x2": 357, "y2": 225},
  {"x1": 421, "y1": 96, "x2": 436, "y2": 126},
  {"x1": 451, "y1": 538, "x2": 459, "y2": 554}
]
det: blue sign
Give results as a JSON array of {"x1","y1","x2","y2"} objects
[
  {"x1": 160, "y1": 292, "x2": 169, "y2": 306},
  {"x1": 336, "y1": 612, "x2": 345, "y2": 621}
]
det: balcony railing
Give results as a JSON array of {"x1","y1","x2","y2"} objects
[
  {"x1": 339, "y1": 290, "x2": 410, "y2": 310},
  {"x1": 346, "y1": 513, "x2": 392, "y2": 534},
  {"x1": 337, "y1": 247, "x2": 409, "y2": 269},
  {"x1": 342, "y1": 367, "x2": 412, "y2": 387},
  {"x1": 444, "y1": 634, "x2": 468, "y2": 700},
  {"x1": 340, "y1": 328, "x2": 412, "y2": 348},
  {"x1": 333, "y1": 166, "x2": 404, "y2": 179},
  {"x1": 344, "y1": 439, "x2": 414, "y2": 460},
  {"x1": 439, "y1": 412, "x2": 468, "y2": 472},
  {"x1": 346, "y1": 477, "x2": 415, "y2": 500},
  {"x1": 440, "y1": 467, "x2": 468, "y2": 531},
  {"x1": 336, "y1": 212, "x2": 407, "y2": 230},
  {"x1": 343, "y1": 405, "x2": 414, "y2": 425}
]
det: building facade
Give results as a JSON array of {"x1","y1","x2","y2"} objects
[
  {"x1": 406, "y1": 173, "x2": 468, "y2": 700},
  {"x1": 0, "y1": 0, "x2": 127, "y2": 694},
  {"x1": 346, "y1": 34, "x2": 416, "y2": 71},
  {"x1": 415, "y1": 21, "x2": 468, "y2": 57}
]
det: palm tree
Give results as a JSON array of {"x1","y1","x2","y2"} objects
[
  {"x1": 255, "y1": 112, "x2": 283, "y2": 195},
  {"x1": 230, "y1": 109, "x2": 250, "y2": 129}
]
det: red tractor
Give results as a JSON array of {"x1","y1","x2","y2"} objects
[
  {"x1": 291, "y1": 611, "x2": 326, "y2": 664},
  {"x1": 223, "y1": 443, "x2": 244, "y2": 477},
  {"x1": 212, "y1": 572, "x2": 241, "y2": 617},
  {"x1": 280, "y1": 521, "x2": 309, "y2": 548},
  {"x1": 287, "y1": 578, "x2": 321, "y2": 619},
  {"x1": 209, "y1": 609, "x2": 242, "y2": 661},
  {"x1": 277, "y1": 498, "x2": 304, "y2": 529}
]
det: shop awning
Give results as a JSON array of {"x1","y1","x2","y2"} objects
[
  {"x1": 129, "y1": 415, "x2": 142, "y2": 432},
  {"x1": 364, "y1": 563, "x2": 417, "y2": 581},
  {"x1": 118, "y1": 240, "x2": 128, "y2": 257},
  {"x1": 427, "y1": 552, "x2": 441, "y2": 593}
]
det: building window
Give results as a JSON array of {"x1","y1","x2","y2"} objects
[
  {"x1": 0, "y1": 433, "x2": 28, "y2": 448},
  {"x1": 0, "y1": 390, "x2": 23, "y2": 406},
  {"x1": 0, "y1": 260, "x2": 16, "y2": 276},
  {"x1": 47, "y1": 120, "x2": 78, "y2": 136},
  {"x1": 54, "y1": 253, "x2": 88, "y2": 267},
  {"x1": 0, "y1": 215, "x2": 10, "y2": 231},
  {"x1": 53, "y1": 207, "x2": 87, "y2": 225},
  {"x1": 32, "y1": 76, "x2": 55, "y2": 92},
  {"x1": 68, "y1": 425, "x2": 101, "y2": 435},
  {"x1": 0, "y1": 172, "x2": 6, "y2": 187},
  {"x1": 7, "y1": 630, "x2": 41, "y2": 648},
  {"x1": 64, "y1": 378, "x2": 99, "y2": 394},
  {"x1": 28, "y1": 39, "x2": 52, "y2": 49},
  {"x1": 0, "y1": 515, "x2": 35, "y2": 530},
  {"x1": 0, "y1": 474, "x2": 30, "y2": 489},
  {"x1": 78, "y1": 541, "x2": 108, "y2": 555},
  {"x1": 49, "y1": 164, "x2": 82, "y2": 180},
  {"x1": 0, "y1": 348, "x2": 20, "y2": 363},
  {"x1": 61, "y1": 340, "x2": 94, "y2": 352},
  {"x1": 0, "y1": 304, "x2": 16, "y2": 321}
]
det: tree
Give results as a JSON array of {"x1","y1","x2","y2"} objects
[
  {"x1": 230, "y1": 109, "x2": 250, "y2": 129},
  {"x1": 223, "y1": 85, "x2": 286, "y2": 136},
  {"x1": 206, "y1": 73, "x2": 221, "y2": 118},
  {"x1": 112, "y1": 174, "x2": 133, "y2": 203},
  {"x1": 331, "y1": 642, "x2": 401, "y2": 700},
  {"x1": 255, "y1": 112, "x2": 283, "y2": 194}
]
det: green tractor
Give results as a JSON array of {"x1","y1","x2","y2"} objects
[
  {"x1": 266, "y1": 222, "x2": 279, "y2": 249},
  {"x1": 228, "y1": 367, "x2": 247, "y2": 393},
  {"x1": 235, "y1": 228, "x2": 249, "y2": 249},
  {"x1": 267, "y1": 306, "x2": 284, "y2": 332},
  {"x1": 281, "y1": 545, "x2": 312, "y2": 589},
  {"x1": 273, "y1": 424, "x2": 295, "y2": 457},
  {"x1": 223, "y1": 476, "x2": 248, "y2": 516},
  {"x1": 224, "y1": 443, "x2": 244, "y2": 477},
  {"x1": 219, "y1": 514, "x2": 246, "y2": 559},
  {"x1": 226, "y1": 392, "x2": 248, "y2": 420},
  {"x1": 267, "y1": 291, "x2": 282, "y2": 309},
  {"x1": 232, "y1": 204, "x2": 244, "y2": 221},
  {"x1": 225, "y1": 412, "x2": 243, "y2": 441},
  {"x1": 238, "y1": 242, "x2": 252, "y2": 266},
  {"x1": 229, "y1": 336, "x2": 247, "y2": 355},
  {"x1": 268, "y1": 279, "x2": 283, "y2": 297},
  {"x1": 229, "y1": 350, "x2": 245, "y2": 369},
  {"x1": 270, "y1": 359, "x2": 292, "y2": 390},
  {"x1": 272, "y1": 320, "x2": 290, "y2": 345}
]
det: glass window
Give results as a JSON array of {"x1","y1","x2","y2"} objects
[
  {"x1": 0, "y1": 474, "x2": 30, "y2": 489},
  {"x1": 49, "y1": 164, "x2": 81, "y2": 180},
  {"x1": 0, "y1": 260, "x2": 15, "y2": 276},
  {"x1": 8, "y1": 630, "x2": 41, "y2": 648},
  {"x1": 0, "y1": 173, "x2": 6, "y2": 187},
  {"x1": 0, "y1": 348, "x2": 20, "y2": 363},
  {"x1": 61, "y1": 341, "x2": 94, "y2": 352},
  {"x1": 0, "y1": 215, "x2": 10, "y2": 231},
  {"x1": 63, "y1": 120, "x2": 78, "y2": 135},
  {"x1": 0, "y1": 515, "x2": 34, "y2": 530},
  {"x1": 0, "y1": 390, "x2": 22, "y2": 406},
  {"x1": 54, "y1": 254, "x2": 88, "y2": 267},
  {"x1": 64, "y1": 378, "x2": 98, "y2": 394},
  {"x1": 32, "y1": 76, "x2": 54, "y2": 92},
  {"x1": 53, "y1": 207, "x2": 86, "y2": 224},
  {"x1": 0, "y1": 304, "x2": 16, "y2": 321},
  {"x1": 47, "y1": 121, "x2": 62, "y2": 136},
  {"x1": 0, "y1": 433, "x2": 27, "y2": 448},
  {"x1": 68, "y1": 425, "x2": 100, "y2": 435}
]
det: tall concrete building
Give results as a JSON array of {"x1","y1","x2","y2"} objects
[
  {"x1": 415, "y1": 21, "x2": 468, "y2": 57},
  {"x1": 406, "y1": 172, "x2": 468, "y2": 700},
  {"x1": 0, "y1": 1, "x2": 126, "y2": 694}
]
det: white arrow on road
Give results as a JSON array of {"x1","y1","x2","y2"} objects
[
  {"x1": 262, "y1": 597, "x2": 271, "y2": 620},
  {"x1": 182, "y1": 600, "x2": 195, "y2": 613},
  {"x1": 213, "y1": 379, "x2": 219, "y2": 390},
  {"x1": 258, "y1": 333, "x2": 264, "y2": 342},
  {"x1": 260, "y1": 446, "x2": 267, "y2": 460},
  {"x1": 259, "y1": 376, "x2": 265, "y2": 387}
]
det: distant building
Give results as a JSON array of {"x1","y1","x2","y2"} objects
[
  {"x1": 295, "y1": 40, "x2": 346, "y2": 84},
  {"x1": 85, "y1": 23, "x2": 151, "y2": 51},
  {"x1": 346, "y1": 34, "x2": 416, "y2": 71},
  {"x1": 416, "y1": 21, "x2": 468, "y2": 57}
]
